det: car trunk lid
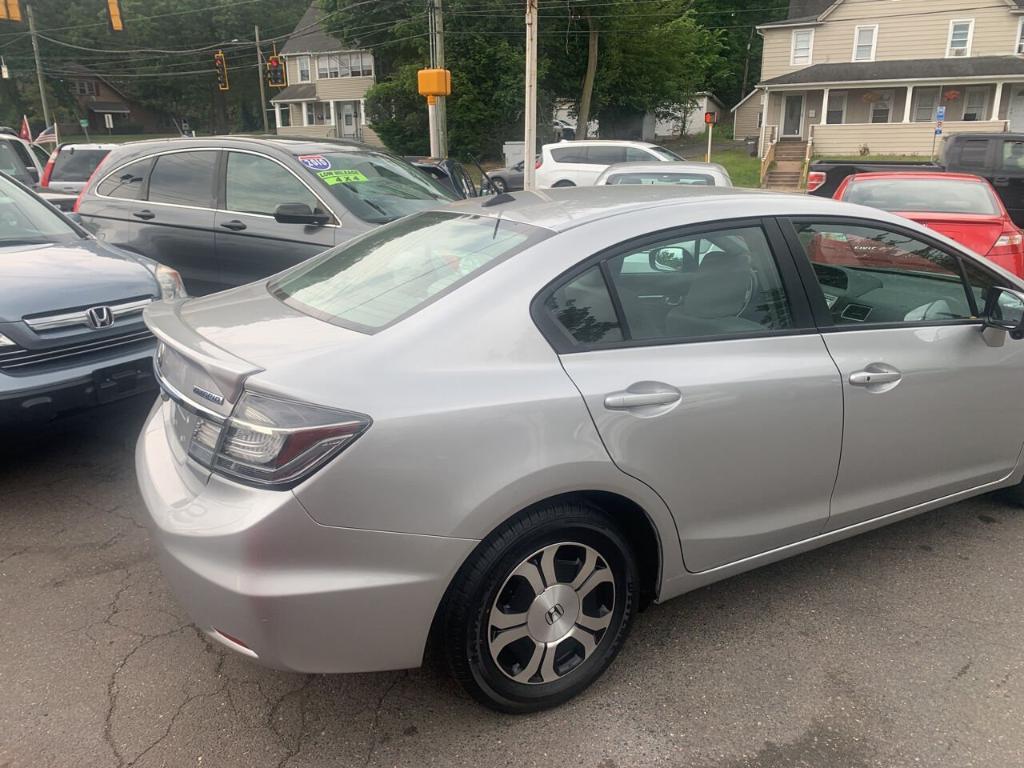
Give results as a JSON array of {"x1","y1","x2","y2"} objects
[{"x1": 902, "y1": 212, "x2": 1006, "y2": 256}]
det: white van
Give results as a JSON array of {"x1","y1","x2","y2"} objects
[{"x1": 535, "y1": 139, "x2": 683, "y2": 188}]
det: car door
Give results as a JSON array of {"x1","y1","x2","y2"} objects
[
  {"x1": 214, "y1": 151, "x2": 337, "y2": 288},
  {"x1": 539, "y1": 220, "x2": 843, "y2": 573},
  {"x1": 992, "y1": 138, "x2": 1024, "y2": 228},
  {"x1": 784, "y1": 217, "x2": 1024, "y2": 532}
]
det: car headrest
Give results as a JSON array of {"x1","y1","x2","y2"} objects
[
  {"x1": 699, "y1": 245, "x2": 751, "y2": 272},
  {"x1": 677, "y1": 268, "x2": 752, "y2": 319}
]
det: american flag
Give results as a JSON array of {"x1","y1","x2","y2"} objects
[{"x1": 34, "y1": 124, "x2": 58, "y2": 146}]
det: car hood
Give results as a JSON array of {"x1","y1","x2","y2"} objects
[{"x1": 0, "y1": 239, "x2": 158, "y2": 322}]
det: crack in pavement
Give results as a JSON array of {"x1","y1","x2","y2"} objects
[
  {"x1": 273, "y1": 675, "x2": 315, "y2": 768},
  {"x1": 363, "y1": 672, "x2": 407, "y2": 768}
]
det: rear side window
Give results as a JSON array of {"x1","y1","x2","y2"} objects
[
  {"x1": 272, "y1": 211, "x2": 550, "y2": 331},
  {"x1": 52, "y1": 148, "x2": 110, "y2": 182},
  {"x1": 96, "y1": 157, "x2": 153, "y2": 200},
  {"x1": 551, "y1": 146, "x2": 587, "y2": 163},
  {"x1": 586, "y1": 146, "x2": 627, "y2": 164},
  {"x1": 544, "y1": 267, "x2": 623, "y2": 345},
  {"x1": 147, "y1": 151, "x2": 216, "y2": 207},
  {"x1": 956, "y1": 139, "x2": 989, "y2": 167}
]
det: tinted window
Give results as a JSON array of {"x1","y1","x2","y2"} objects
[
  {"x1": 551, "y1": 146, "x2": 587, "y2": 163},
  {"x1": 957, "y1": 139, "x2": 989, "y2": 167},
  {"x1": 272, "y1": 211, "x2": 549, "y2": 331},
  {"x1": 607, "y1": 226, "x2": 793, "y2": 341},
  {"x1": 225, "y1": 152, "x2": 319, "y2": 216},
  {"x1": 648, "y1": 146, "x2": 684, "y2": 161},
  {"x1": 793, "y1": 221, "x2": 974, "y2": 325},
  {"x1": 1001, "y1": 140, "x2": 1024, "y2": 171},
  {"x1": 545, "y1": 267, "x2": 623, "y2": 345},
  {"x1": 96, "y1": 157, "x2": 153, "y2": 200},
  {"x1": 52, "y1": 148, "x2": 110, "y2": 182},
  {"x1": 147, "y1": 152, "x2": 216, "y2": 207},
  {"x1": 606, "y1": 172, "x2": 715, "y2": 186},
  {"x1": 586, "y1": 146, "x2": 627, "y2": 164},
  {"x1": 843, "y1": 178, "x2": 999, "y2": 215},
  {"x1": 0, "y1": 141, "x2": 33, "y2": 185},
  {"x1": 625, "y1": 148, "x2": 655, "y2": 162}
]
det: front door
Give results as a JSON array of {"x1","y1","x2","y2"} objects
[
  {"x1": 1009, "y1": 87, "x2": 1024, "y2": 132},
  {"x1": 214, "y1": 151, "x2": 337, "y2": 289},
  {"x1": 783, "y1": 94, "x2": 804, "y2": 137},
  {"x1": 787, "y1": 218, "x2": 1024, "y2": 531},
  {"x1": 547, "y1": 220, "x2": 843, "y2": 573},
  {"x1": 339, "y1": 102, "x2": 358, "y2": 138}
]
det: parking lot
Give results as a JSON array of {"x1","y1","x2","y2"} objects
[{"x1": 0, "y1": 396, "x2": 1020, "y2": 767}]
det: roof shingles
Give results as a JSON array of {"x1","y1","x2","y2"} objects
[
  {"x1": 761, "y1": 56, "x2": 1024, "y2": 86},
  {"x1": 280, "y1": 3, "x2": 344, "y2": 56}
]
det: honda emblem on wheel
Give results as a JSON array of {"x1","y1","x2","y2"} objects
[
  {"x1": 544, "y1": 604, "x2": 564, "y2": 625},
  {"x1": 86, "y1": 306, "x2": 114, "y2": 329}
]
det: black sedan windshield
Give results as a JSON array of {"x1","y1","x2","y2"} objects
[
  {"x1": 296, "y1": 151, "x2": 455, "y2": 223},
  {"x1": 0, "y1": 173, "x2": 78, "y2": 246}
]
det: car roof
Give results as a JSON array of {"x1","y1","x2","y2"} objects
[
  {"x1": 57, "y1": 143, "x2": 117, "y2": 151},
  {"x1": 439, "y1": 185, "x2": 868, "y2": 233},
  {"x1": 101, "y1": 134, "x2": 386, "y2": 158},
  {"x1": 542, "y1": 139, "x2": 661, "y2": 150},
  {"x1": 597, "y1": 161, "x2": 729, "y2": 175}
]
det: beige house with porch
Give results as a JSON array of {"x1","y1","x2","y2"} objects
[
  {"x1": 734, "y1": 0, "x2": 1024, "y2": 166},
  {"x1": 270, "y1": 3, "x2": 383, "y2": 147}
]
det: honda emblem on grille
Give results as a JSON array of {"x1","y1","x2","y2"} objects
[{"x1": 85, "y1": 306, "x2": 114, "y2": 329}]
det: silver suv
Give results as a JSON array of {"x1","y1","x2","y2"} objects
[{"x1": 137, "y1": 187, "x2": 1024, "y2": 712}]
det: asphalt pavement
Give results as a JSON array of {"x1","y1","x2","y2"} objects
[{"x1": 1, "y1": 395, "x2": 1022, "y2": 767}]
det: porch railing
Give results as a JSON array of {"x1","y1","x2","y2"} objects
[
  {"x1": 759, "y1": 124, "x2": 778, "y2": 188},
  {"x1": 800, "y1": 126, "x2": 815, "y2": 190}
]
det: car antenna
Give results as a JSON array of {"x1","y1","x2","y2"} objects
[{"x1": 483, "y1": 192, "x2": 515, "y2": 207}]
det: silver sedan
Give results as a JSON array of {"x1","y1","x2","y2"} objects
[
  {"x1": 136, "y1": 186, "x2": 1024, "y2": 713},
  {"x1": 595, "y1": 160, "x2": 733, "y2": 187}
]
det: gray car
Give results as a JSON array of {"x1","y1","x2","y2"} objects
[
  {"x1": 136, "y1": 186, "x2": 1024, "y2": 712},
  {"x1": 0, "y1": 172, "x2": 185, "y2": 424},
  {"x1": 595, "y1": 160, "x2": 733, "y2": 187}
]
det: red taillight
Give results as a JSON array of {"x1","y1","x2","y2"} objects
[
  {"x1": 986, "y1": 228, "x2": 1024, "y2": 277},
  {"x1": 535, "y1": 156, "x2": 542, "y2": 169},
  {"x1": 40, "y1": 148, "x2": 57, "y2": 188},
  {"x1": 72, "y1": 153, "x2": 109, "y2": 213},
  {"x1": 807, "y1": 171, "x2": 826, "y2": 193}
]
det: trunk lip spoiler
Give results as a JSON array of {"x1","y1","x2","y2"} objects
[{"x1": 144, "y1": 299, "x2": 264, "y2": 405}]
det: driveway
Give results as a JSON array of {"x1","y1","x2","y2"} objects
[{"x1": 1, "y1": 396, "x2": 1022, "y2": 767}]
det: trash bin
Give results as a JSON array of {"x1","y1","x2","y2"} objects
[{"x1": 746, "y1": 138, "x2": 758, "y2": 157}]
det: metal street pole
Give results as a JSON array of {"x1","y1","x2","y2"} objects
[
  {"x1": 26, "y1": 3, "x2": 51, "y2": 128},
  {"x1": 255, "y1": 25, "x2": 270, "y2": 133},
  {"x1": 523, "y1": 0, "x2": 538, "y2": 191}
]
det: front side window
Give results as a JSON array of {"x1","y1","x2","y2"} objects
[
  {"x1": 272, "y1": 212, "x2": 549, "y2": 331},
  {"x1": 96, "y1": 157, "x2": 153, "y2": 200},
  {"x1": 147, "y1": 151, "x2": 216, "y2": 208},
  {"x1": 1002, "y1": 140, "x2": 1024, "y2": 171},
  {"x1": 792, "y1": 221, "x2": 975, "y2": 326},
  {"x1": 0, "y1": 141, "x2": 34, "y2": 186},
  {"x1": 853, "y1": 26, "x2": 876, "y2": 61},
  {"x1": 948, "y1": 20, "x2": 973, "y2": 57},
  {"x1": 294, "y1": 150, "x2": 453, "y2": 223},
  {"x1": 791, "y1": 29, "x2": 813, "y2": 65},
  {"x1": 225, "y1": 153, "x2": 321, "y2": 217}
]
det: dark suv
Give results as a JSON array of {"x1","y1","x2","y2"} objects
[{"x1": 76, "y1": 136, "x2": 455, "y2": 295}]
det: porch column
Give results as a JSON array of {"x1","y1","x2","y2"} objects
[
  {"x1": 329, "y1": 100, "x2": 337, "y2": 127},
  {"x1": 273, "y1": 103, "x2": 282, "y2": 130},
  {"x1": 903, "y1": 85, "x2": 914, "y2": 123},
  {"x1": 301, "y1": 101, "x2": 310, "y2": 127},
  {"x1": 993, "y1": 82, "x2": 1005, "y2": 121},
  {"x1": 820, "y1": 87, "x2": 829, "y2": 125},
  {"x1": 359, "y1": 98, "x2": 367, "y2": 125}
]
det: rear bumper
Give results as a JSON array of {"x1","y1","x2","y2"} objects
[
  {"x1": 0, "y1": 352, "x2": 155, "y2": 424},
  {"x1": 135, "y1": 399, "x2": 478, "y2": 673}
]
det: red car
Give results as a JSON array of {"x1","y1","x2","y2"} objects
[{"x1": 833, "y1": 171, "x2": 1024, "y2": 276}]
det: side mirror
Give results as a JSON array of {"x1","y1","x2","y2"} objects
[
  {"x1": 26, "y1": 166, "x2": 39, "y2": 182},
  {"x1": 983, "y1": 286, "x2": 1024, "y2": 339},
  {"x1": 650, "y1": 247, "x2": 685, "y2": 272},
  {"x1": 274, "y1": 203, "x2": 330, "y2": 226}
]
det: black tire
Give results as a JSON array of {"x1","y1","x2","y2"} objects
[
  {"x1": 491, "y1": 177, "x2": 508, "y2": 193},
  {"x1": 443, "y1": 502, "x2": 637, "y2": 713},
  {"x1": 999, "y1": 481, "x2": 1024, "y2": 506},
  {"x1": 552, "y1": 179, "x2": 576, "y2": 187}
]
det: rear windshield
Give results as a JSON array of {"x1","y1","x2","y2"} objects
[
  {"x1": 0, "y1": 141, "x2": 33, "y2": 185},
  {"x1": 844, "y1": 178, "x2": 1000, "y2": 215},
  {"x1": 295, "y1": 151, "x2": 454, "y2": 224},
  {"x1": 52, "y1": 147, "x2": 110, "y2": 182},
  {"x1": 606, "y1": 172, "x2": 715, "y2": 186},
  {"x1": 272, "y1": 211, "x2": 549, "y2": 331}
]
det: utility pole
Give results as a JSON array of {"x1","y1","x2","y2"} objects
[
  {"x1": 523, "y1": 0, "x2": 538, "y2": 191},
  {"x1": 26, "y1": 3, "x2": 51, "y2": 128},
  {"x1": 428, "y1": 0, "x2": 447, "y2": 157},
  {"x1": 255, "y1": 24, "x2": 269, "y2": 133}
]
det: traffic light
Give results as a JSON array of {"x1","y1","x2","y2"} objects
[
  {"x1": 0, "y1": 1, "x2": 23, "y2": 23},
  {"x1": 213, "y1": 51, "x2": 229, "y2": 91},
  {"x1": 266, "y1": 55, "x2": 286, "y2": 88},
  {"x1": 107, "y1": 0, "x2": 124, "y2": 32}
]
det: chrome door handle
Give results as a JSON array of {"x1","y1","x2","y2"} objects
[
  {"x1": 133, "y1": 209, "x2": 155, "y2": 220},
  {"x1": 219, "y1": 220, "x2": 247, "y2": 231},
  {"x1": 849, "y1": 368, "x2": 902, "y2": 387},
  {"x1": 604, "y1": 384, "x2": 681, "y2": 410}
]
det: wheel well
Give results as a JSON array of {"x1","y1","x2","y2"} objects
[{"x1": 552, "y1": 179, "x2": 576, "y2": 187}]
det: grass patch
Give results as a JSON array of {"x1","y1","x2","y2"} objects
[{"x1": 707, "y1": 148, "x2": 762, "y2": 188}]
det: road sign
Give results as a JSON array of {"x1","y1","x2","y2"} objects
[
  {"x1": 936, "y1": 105, "x2": 946, "y2": 121},
  {"x1": 104, "y1": 113, "x2": 113, "y2": 130},
  {"x1": 935, "y1": 127, "x2": 943, "y2": 136},
  {"x1": 78, "y1": 118, "x2": 89, "y2": 128}
]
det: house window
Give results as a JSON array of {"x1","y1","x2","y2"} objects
[
  {"x1": 826, "y1": 91, "x2": 846, "y2": 124},
  {"x1": 1017, "y1": 18, "x2": 1024, "y2": 54},
  {"x1": 913, "y1": 87, "x2": 941, "y2": 122},
  {"x1": 791, "y1": 29, "x2": 813, "y2": 66},
  {"x1": 316, "y1": 54, "x2": 339, "y2": 79},
  {"x1": 963, "y1": 87, "x2": 990, "y2": 121},
  {"x1": 947, "y1": 20, "x2": 973, "y2": 58},
  {"x1": 73, "y1": 80, "x2": 97, "y2": 96},
  {"x1": 351, "y1": 51, "x2": 373, "y2": 77},
  {"x1": 305, "y1": 102, "x2": 328, "y2": 126},
  {"x1": 852, "y1": 26, "x2": 877, "y2": 62},
  {"x1": 297, "y1": 55, "x2": 311, "y2": 82},
  {"x1": 870, "y1": 91, "x2": 893, "y2": 123}
]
